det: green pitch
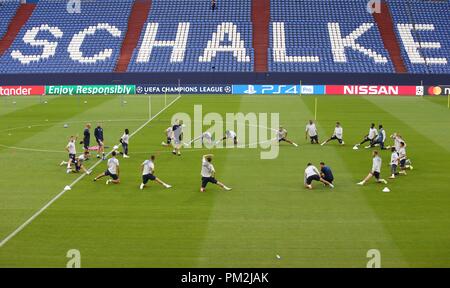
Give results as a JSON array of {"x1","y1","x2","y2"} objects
[{"x1": 0, "y1": 94, "x2": 449, "y2": 268}]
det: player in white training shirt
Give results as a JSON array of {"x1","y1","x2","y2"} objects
[
  {"x1": 119, "y1": 128, "x2": 130, "y2": 158},
  {"x1": 162, "y1": 126, "x2": 173, "y2": 146},
  {"x1": 189, "y1": 131, "x2": 213, "y2": 146},
  {"x1": 304, "y1": 163, "x2": 334, "y2": 189},
  {"x1": 60, "y1": 136, "x2": 78, "y2": 174},
  {"x1": 357, "y1": 150, "x2": 388, "y2": 185},
  {"x1": 277, "y1": 126, "x2": 298, "y2": 147},
  {"x1": 305, "y1": 120, "x2": 319, "y2": 144},
  {"x1": 139, "y1": 155, "x2": 171, "y2": 190},
  {"x1": 171, "y1": 120, "x2": 184, "y2": 156},
  {"x1": 397, "y1": 141, "x2": 413, "y2": 174},
  {"x1": 200, "y1": 154, "x2": 232, "y2": 192},
  {"x1": 387, "y1": 132, "x2": 405, "y2": 151},
  {"x1": 389, "y1": 147, "x2": 399, "y2": 179},
  {"x1": 216, "y1": 130, "x2": 238, "y2": 145},
  {"x1": 321, "y1": 122, "x2": 344, "y2": 146},
  {"x1": 93, "y1": 151, "x2": 120, "y2": 184},
  {"x1": 354, "y1": 123, "x2": 377, "y2": 149}
]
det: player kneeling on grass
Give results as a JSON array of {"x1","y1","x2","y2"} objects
[
  {"x1": 93, "y1": 151, "x2": 120, "y2": 184},
  {"x1": 304, "y1": 163, "x2": 334, "y2": 189},
  {"x1": 72, "y1": 151, "x2": 91, "y2": 175},
  {"x1": 389, "y1": 147, "x2": 399, "y2": 179},
  {"x1": 277, "y1": 126, "x2": 298, "y2": 147},
  {"x1": 357, "y1": 151, "x2": 388, "y2": 185},
  {"x1": 216, "y1": 130, "x2": 238, "y2": 146},
  {"x1": 321, "y1": 122, "x2": 344, "y2": 146},
  {"x1": 370, "y1": 124, "x2": 387, "y2": 150},
  {"x1": 201, "y1": 154, "x2": 232, "y2": 192},
  {"x1": 119, "y1": 129, "x2": 130, "y2": 158},
  {"x1": 319, "y1": 162, "x2": 334, "y2": 184},
  {"x1": 140, "y1": 155, "x2": 171, "y2": 190},
  {"x1": 353, "y1": 123, "x2": 377, "y2": 150}
]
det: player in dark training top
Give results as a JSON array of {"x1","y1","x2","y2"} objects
[
  {"x1": 94, "y1": 123, "x2": 105, "y2": 160},
  {"x1": 81, "y1": 123, "x2": 91, "y2": 158}
]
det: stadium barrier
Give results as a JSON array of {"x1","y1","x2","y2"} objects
[
  {"x1": 0, "y1": 86, "x2": 45, "y2": 96},
  {"x1": 0, "y1": 72, "x2": 449, "y2": 86},
  {"x1": 2, "y1": 84, "x2": 449, "y2": 96}
]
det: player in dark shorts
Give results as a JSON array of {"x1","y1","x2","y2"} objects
[
  {"x1": 73, "y1": 151, "x2": 91, "y2": 174},
  {"x1": 94, "y1": 123, "x2": 105, "y2": 160},
  {"x1": 320, "y1": 162, "x2": 334, "y2": 184},
  {"x1": 200, "y1": 154, "x2": 232, "y2": 192},
  {"x1": 81, "y1": 123, "x2": 91, "y2": 158},
  {"x1": 139, "y1": 155, "x2": 171, "y2": 190},
  {"x1": 304, "y1": 163, "x2": 334, "y2": 189}
]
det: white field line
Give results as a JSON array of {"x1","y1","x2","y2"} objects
[{"x1": 0, "y1": 95, "x2": 182, "y2": 248}]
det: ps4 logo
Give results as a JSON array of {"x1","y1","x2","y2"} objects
[{"x1": 241, "y1": 85, "x2": 299, "y2": 95}]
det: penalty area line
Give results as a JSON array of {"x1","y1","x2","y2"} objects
[{"x1": 0, "y1": 95, "x2": 182, "y2": 248}]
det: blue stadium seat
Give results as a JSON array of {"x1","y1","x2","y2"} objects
[
  {"x1": 0, "y1": 0, "x2": 20, "y2": 40},
  {"x1": 388, "y1": 0, "x2": 450, "y2": 74},
  {"x1": 0, "y1": 0, "x2": 134, "y2": 73},
  {"x1": 269, "y1": 0, "x2": 395, "y2": 73},
  {"x1": 126, "y1": 0, "x2": 254, "y2": 72}
]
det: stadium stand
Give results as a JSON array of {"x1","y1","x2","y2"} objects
[
  {"x1": 0, "y1": 0, "x2": 448, "y2": 74},
  {"x1": 0, "y1": 0, "x2": 20, "y2": 41},
  {"x1": 269, "y1": 0, "x2": 395, "y2": 73},
  {"x1": 127, "y1": 0, "x2": 254, "y2": 72},
  {"x1": 0, "y1": 0, "x2": 134, "y2": 73},
  {"x1": 388, "y1": 0, "x2": 450, "y2": 74}
]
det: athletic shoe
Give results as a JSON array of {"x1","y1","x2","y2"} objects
[
  {"x1": 60, "y1": 161, "x2": 66, "y2": 166},
  {"x1": 341, "y1": 141, "x2": 345, "y2": 145},
  {"x1": 293, "y1": 143, "x2": 298, "y2": 147},
  {"x1": 93, "y1": 178, "x2": 97, "y2": 182},
  {"x1": 86, "y1": 171, "x2": 91, "y2": 175},
  {"x1": 329, "y1": 184, "x2": 334, "y2": 188},
  {"x1": 306, "y1": 185, "x2": 312, "y2": 189},
  {"x1": 357, "y1": 181, "x2": 365, "y2": 185},
  {"x1": 409, "y1": 165, "x2": 414, "y2": 170},
  {"x1": 106, "y1": 180, "x2": 111, "y2": 185},
  {"x1": 380, "y1": 179, "x2": 388, "y2": 184},
  {"x1": 123, "y1": 154, "x2": 130, "y2": 158},
  {"x1": 389, "y1": 175, "x2": 395, "y2": 179},
  {"x1": 320, "y1": 142, "x2": 326, "y2": 146},
  {"x1": 224, "y1": 186, "x2": 232, "y2": 191},
  {"x1": 164, "y1": 184, "x2": 172, "y2": 189},
  {"x1": 140, "y1": 183, "x2": 144, "y2": 190}
]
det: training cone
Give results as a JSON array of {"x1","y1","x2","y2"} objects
[
  {"x1": 353, "y1": 146, "x2": 358, "y2": 150},
  {"x1": 382, "y1": 187, "x2": 390, "y2": 193}
]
